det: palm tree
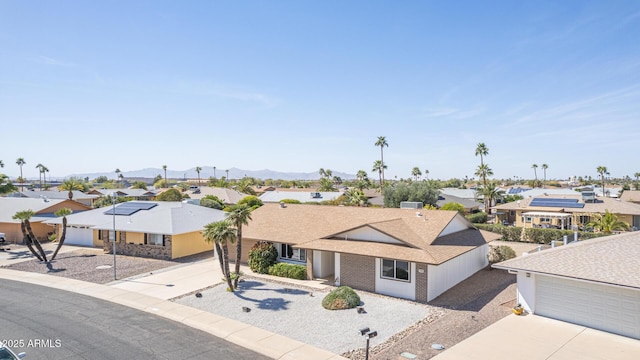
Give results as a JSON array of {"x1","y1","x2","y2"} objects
[
  {"x1": 16, "y1": 157, "x2": 26, "y2": 190},
  {"x1": 532, "y1": 164, "x2": 538, "y2": 183},
  {"x1": 118, "y1": 173, "x2": 124, "y2": 185},
  {"x1": 195, "y1": 166, "x2": 202, "y2": 186},
  {"x1": 424, "y1": 169, "x2": 429, "y2": 180},
  {"x1": 41, "y1": 165, "x2": 49, "y2": 189},
  {"x1": 227, "y1": 204, "x2": 252, "y2": 289},
  {"x1": 0, "y1": 160, "x2": 4, "y2": 168},
  {"x1": 345, "y1": 189, "x2": 368, "y2": 206},
  {"x1": 476, "y1": 180, "x2": 504, "y2": 210},
  {"x1": 162, "y1": 165, "x2": 168, "y2": 188},
  {"x1": 475, "y1": 143, "x2": 489, "y2": 187},
  {"x1": 635, "y1": 172, "x2": 640, "y2": 182},
  {"x1": 375, "y1": 136, "x2": 389, "y2": 186},
  {"x1": 213, "y1": 166, "x2": 217, "y2": 179},
  {"x1": 36, "y1": 163, "x2": 44, "y2": 190},
  {"x1": 587, "y1": 210, "x2": 629, "y2": 234},
  {"x1": 541, "y1": 164, "x2": 548, "y2": 188},
  {"x1": 475, "y1": 164, "x2": 494, "y2": 210},
  {"x1": 411, "y1": 167, "x2": 422, "y2": 181},
  {"x1": 597, "y1": 166, "x2": 608, "y2": 197},
  {"x1": 59, "y1": 178, "x2": 84, "y2": 200},
  {"x1": 115, "y1": 168, "x2": 121, "y2": 185},
  {"x1": 202, "y1": 220, "x2": 237, "y2": 292},
  {"x1": 372, "y1": 160, "x2": 386, "y2": 193},
  {"x1": 12, "y1": 210, "x2": 47, "y2": 261},
  {"x1": 226, "y1": 169, "x2": 229, "y2": 180},
  {"x1": 50, "y1": 208, "x2": 73, "y2": 261}
]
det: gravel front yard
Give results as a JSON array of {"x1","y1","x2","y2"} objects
[
  {"x1": 175, "y1": 279, "x2": 441, "y2": 356},
  {"x1": 1, "y1": 249, "x2": 209, "y2": 284}
]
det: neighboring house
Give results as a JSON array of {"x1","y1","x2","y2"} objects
[
  {"x1": 362, "y1": 189, "x2": 384, "y2": 207},
  {"x1": 491, "y1": 194, "x2": 640, "y2": 229},
  {"x1": 259, "y1": 190, "x2": 344, "y2": 203},
  {"x1": 439, "y1": 188, "x2": 479, "y2": 200},
  {"x1": 8, "y1": 190, "x2": 99, "y2": 207},
  {"x1": 620, "y1": 190, "x2": 640, "y2": 204},
  {"x1": 494, "y1": 232, "x2": 640, "y2": 340},
  {"x1": 44, "y1": 201, "x2": 226, "y2": 259},
  {"x1": 87, "y1": 188, "x2": 160, "y2": 200},
  {"x1": 513, "y1": 188, "x2": 580, "y2": 198},
  {"x1": 184, "y1": 186, "x2": 249, "y2": 205},
  {"x1": 241, "y1": 204, "x2": 500, "y2": 302},
  {"x1": 250, "y1": 185, "x2": 276, "y2": 195},
  {"x1": 436, "y1": 193, "x2": 480, "y2": 214},
  {"x1": 0, "y1": 198, "x2": 91, "y2": 243}
]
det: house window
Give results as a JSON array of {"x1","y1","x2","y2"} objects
[
  {"x1": 509, "y1": 210, "x2": 516, "y2": 216},
  {"x1": 280, "y1": 244, "x2": 305, "y2": 262},
  {"x1": 579, "y1": 215, "x2": 590, "y2": 225},
  {"x1": 381, "y1": 259, "x2": 410, "y2": 281},
  {"x1": 108, "y1": 230, "x2": 116, "y2": 241},
  {"x1": 540, "y1": 217, "x2": 550, "y2": 223},
  {"x1": 147, "y1": 234, "x2": 164, "y2": 246}
]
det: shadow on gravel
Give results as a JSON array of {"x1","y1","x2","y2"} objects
[
  {"x1": 46, "y1": 262, "x2": 66, "y2": 273},
  {"x1": 230, "y1": 280, "x2": 306, "y2": 311}
]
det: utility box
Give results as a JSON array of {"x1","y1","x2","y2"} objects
[{"x1": 400, "y1": 201, "x2": 423, "y2": 209}]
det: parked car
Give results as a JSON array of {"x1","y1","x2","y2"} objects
[{"x1": 0, "y1": 341, "x2": 26, "y2": 359}]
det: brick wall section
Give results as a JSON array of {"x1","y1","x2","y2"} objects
[
  {"x1": 340, "y1": 253, "x2": 375, "y2": 292},
  {"x1": 103, "y1": 234, "x2": 172, "y2": 260},
  {"x1": 415, "y1": 263, "x2": 428, "y2": 303}
]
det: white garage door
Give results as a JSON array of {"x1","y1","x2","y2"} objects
[
  {"x1": 536, "y1": 275, "x2": 640, "y2": 339},
  {"x1": 64, "y1": 227, "x2": 94, "y2": 247}
]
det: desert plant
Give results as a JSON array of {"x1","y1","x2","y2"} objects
[
  {"x1": 322, "y1": 286, "x2": 361, "y2": 310},
  {"x1": 487, "y1": 245, "x2": 516, "y2": 265},
  {"x1": 267, "y1": 262, "x2": 306, "y2": 280},
  {"x1": 248, "y1": 241, "x2": 278, "y2": 274}
]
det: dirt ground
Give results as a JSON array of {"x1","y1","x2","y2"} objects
[{"x1": 360, "y1": 268, "x2": 517, "y2": 360}]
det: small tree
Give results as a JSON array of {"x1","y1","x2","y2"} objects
[
  {"x1": 587, "y1": 210, "x2": 629, "y2": 234},
  {"x1": 440, "y1": 202, "x2": 465, "y2": 214},
  {"x1": 237, "y1": 195, "x2": 263, "y2": 209},
  {"x1": 487, "y1": 245, "x2": 516, "y2": 267},
  {"x1": 248, "y1": 241, "x2": 278, "y2": 274},
  {"x1": 156, "y1": 188, "x2": 183, "y2": 201},
  {"x1": 200, "y1": 195, "x2": 225, "y2": 210},
  {"x1": 202, "y1": 220, "x2": 237, "y2": 291}
]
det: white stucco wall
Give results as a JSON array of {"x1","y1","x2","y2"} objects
[
  {"x1": 516, "y1": 272, "x2": 536, "y2": 312},
  {"x1": 312, "y1": 250, "x2": 335, "y2": 278},
  {"x1": 438, "y1": 215, "x2": 470, "y2": 237},
  {"x1": 427, "y1": 244, "x2": 488, "y2": 301},
  {"x1": 374, "y1": 259, "x2": 416, "y2": 300},
  {"x1": 335, "y1": 226, "x2": 403, "y2": 244},
  {"x1": 334, "y1": 253, "x2": 341, "y2": 285}
]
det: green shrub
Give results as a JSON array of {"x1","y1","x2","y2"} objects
[
  {"x1": 475, "y1": 224, "x2": 609, "y2": 243},
  {"x1": 488, "y1": 245, "x2": 516, "y2": 264},
  {"x1": 466, "y1": 212, "x2": 488, "y2": 223},
  {"x1": 322, "y1": 286, "x2": 361, "y2": 310},
  {"x1": 248, "y1": 241, "x2": 278, "y2": 274},
  {"x1": 267, "y1": 262, "x2": 307, "y2": 280},
  {"x1": 441, "y1": 202, "x2": 465, "y2": 214},
  {"x1": 280, "y1": 199, "x2": 301, "y2": 204}
]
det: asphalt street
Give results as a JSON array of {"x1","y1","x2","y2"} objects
[{"x1": 0, "y1": 279, "x2": 270, "y2": 360}]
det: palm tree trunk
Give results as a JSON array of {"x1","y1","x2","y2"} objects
[
  {"x1": 25, "y1": 219, "x2": 48, "y2": 262},
  {"x1": 222, "y1": 243, "x2": 234, "y2": 292},
  {"x1": 380, "y1": 147, "x2": 385, "y2": 185},
  {"x1": 233, "y1": 226, "x2": 242, "y2": 289},
  {"x1": 214, "y1": 242, "x2": 225, "y2": 277},
  {"x1": 20, "y1": 222, "x2": 43, "y2": 261},
  {"x1": 51, "y1": 217, "x2": 67, "y2": 261}
]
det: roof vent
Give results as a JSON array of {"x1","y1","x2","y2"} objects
[
  {"x1": 279, "y1": 202, "x2": 286, "y2": 208},
  {"x1": 416, "y1": 211, "x2": 422, "y2": 217}
]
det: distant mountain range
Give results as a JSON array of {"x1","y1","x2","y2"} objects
[{"x1": 67, "y1": 167, "x2": 355, "y2": 181}]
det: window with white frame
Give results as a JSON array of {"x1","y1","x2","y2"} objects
[
  {"x1": 146, "y1": 233, "x2": 164, "y2": 246},
  {"x1": 108, "y1": 230, "x2": 115, "y2": 241},
  {"x1": 381, "y1": 259, "x2": 410, "y2": 281},
  {"x1": 279, "y1": 244, "x2": 305, "y2": 262}
]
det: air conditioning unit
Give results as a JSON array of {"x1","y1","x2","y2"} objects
[{"x1": 310, "y1": 192, "x2": 322, "y2": 199}]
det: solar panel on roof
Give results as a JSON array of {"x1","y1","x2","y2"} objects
[
  {"x1": 530, "y1": 198, "x2": 584, "y2": 208},
  {"x1": 103, "y1": 202, "x2": 158, "y2": 216}
]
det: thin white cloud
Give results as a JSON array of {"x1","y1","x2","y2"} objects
[
  {"x1": 36, "y1": 56, "x2": 77, "y2": 67},
  {"x1": 422, "y1": 107, "x2": 459, "y2": 118}
]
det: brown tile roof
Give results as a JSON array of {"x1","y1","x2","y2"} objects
[
  {"x1": 244, "y1": 203, "x2": 497, "y2": 264},
  {"x1": 494, "y1": 232, "x2": 640, "y2": 289},
  {"x1": 492, "y1": 194, "x2": 640, "y2": 215},
  {"x1": 620, "y1": 190, "x2": 640, "y2": 203}
]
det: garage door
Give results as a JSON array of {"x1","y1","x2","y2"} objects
[
  {"x1": 64, "y1": 227, "x2": 94, "y2": 247},
  {"x1": 536, "y1": 275, "x2": 640, "y2": 339}
]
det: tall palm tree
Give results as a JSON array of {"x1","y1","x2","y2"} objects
[
  {"x1": 50, "y1": 208, "x2": 73, "y2": 261},
  {"x1": 372, "y1": 160, "x2": 387, "y2": 193},
  {"x1": 16, "y1": 157, "x2": 26, "y2": 190},
  {"x1": 597, "y1": 166, "x2": 608, "y2": 197},
  {"x1": 115, "y1": 168, "x2": 121, "y2": 185},
  {"x1": 213, "y1": 166, "x2": 217, "y2": 179},
  {"x1": 375, "y1": 136, "x2": 389, "y2": 186},
  {"x1": 475, "y1": 143, "x2": 489, "y2": 187},
  {"x1": 424, "y1": 169, "x2": 429, "y2": 180},
  {"x1": 356, "y1": 170, "x2": 367, "y2": 181},
  {"x1": 41, "y1": 165, "x2": 49, "y2": 189},
  {"x1": 162, "y1": 165, "x2": 168, "y2": 188},
  {"x1": 202, "y1": 220, "x2": 237, "y2": 292},
  {"x1": 587, "y1": 210, "x2": 629, "y2": 233},
  {"x1": 411, "y1": 167, "x2": 422, "y2": 181},
  {"x1": 12, "y1": 210, "x2": 47, "y2": 261},
  {"x1": 227, "y1": 204, "x2": 252, "y2": 289},
  {"x1": 541, "y1": 164, "x2": 548, "y2": 188},
  {"x1": 532, "y1": 164, "x2": 538, "y2": 184},
  {"x1": 36, "y1": 163, "x2": 44, "y2": 190},
  {"x1": 635, "y1": 172, "x2": 640, "y2": 182},
  {"x1": 195, "y1": 166, "x2": 202, "y2": 186},
  {"x1": 475, "y1": 164, "x2": 494, "y2": 210},
  {"x1": 0, "y1": 160, "x2": 4, "y2": 168},
  {"x1": 225, "y1": 169, "x2": 229, "y2": 180},
  {"x1": 59, "y1": 178, "x2": 84, "y2": 200}
]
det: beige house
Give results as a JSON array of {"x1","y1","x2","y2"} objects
[
  {"x1": 492, "y1": 194, "x2": 640, "y2": 230},
  {"x1": 241, "y1": 203, "x2": 499, "y2": 302},
  {"x1": 0, "y1": 197, "x2": 91, "y2": 243}
]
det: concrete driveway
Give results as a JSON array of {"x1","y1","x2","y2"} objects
[{"x1": 432, "y1": 314, "x2": 640, "y2": 360}]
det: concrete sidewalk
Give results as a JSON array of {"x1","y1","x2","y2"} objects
[{"x1": 0, "y1": 268, "x2": 346, "y2": 360}]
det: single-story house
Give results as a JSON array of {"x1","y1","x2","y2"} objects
[
  {"x1": 620, "y1": 190, "x2": 640, "y2": 204},
  {"x1": 436, "y1": 193, "x2": 480, "y2": 214},
  {"x1": 87, "y1": 188, "x2": 160, "y2": 200},
  {"x1": 0, "y1": 197, "x2": 91, "y2": 243},
  {"x1": 44, "y1": 201, "x2": 226, "y2": 259},
  {"x1": 183, "y1": 186, "x2": 249, "y2": 205},
  {"x1": 7, "y1": 190, "x2": 100, "y2": 207},
  {"x1": 259, "y1": 190, "x2": 344, "y2": 203},
  {"x1": 240, "y1": 203, "x2": 500, "y2": 302},
  {"x1": 491, "y1": 193, "x2": 640, "y2": 229},
  {"x1": 494, "y1": 232, "x2": 640, "y2": 340}
]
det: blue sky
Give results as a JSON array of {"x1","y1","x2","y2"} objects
[{"x1": 1, "y1": 1, "x2": 639, "y2": 181}]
